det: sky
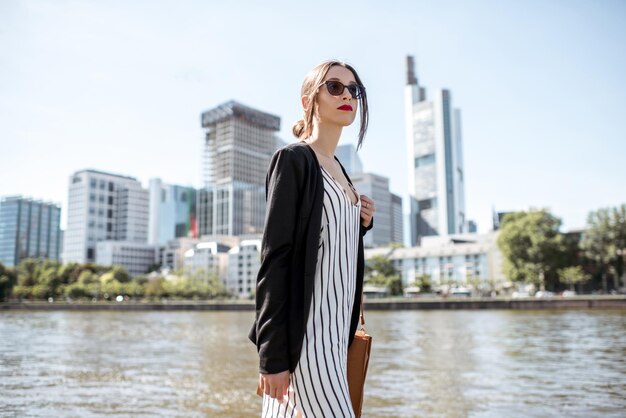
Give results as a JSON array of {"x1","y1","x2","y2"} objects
[{"x1": 1, "y1": 0, "x2": 625, "y2": 238}]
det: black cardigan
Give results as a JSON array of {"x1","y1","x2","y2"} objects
[{"x1": 247, "y1": 141, "x2": 373, "y2": 374}]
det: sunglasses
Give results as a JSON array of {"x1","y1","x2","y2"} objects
[{"x1": 321, "y1": 80, "x2": 365, "y2": 99}]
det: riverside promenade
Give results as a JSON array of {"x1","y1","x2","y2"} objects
[{"x1": 1, "y1": 295, "x2": 625, "y2": 311}]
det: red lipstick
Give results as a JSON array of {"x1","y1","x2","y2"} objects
[{"x1": 338, "y1": 105, "x2": 353, "y2": 111}]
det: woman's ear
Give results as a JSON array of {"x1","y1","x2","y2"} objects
[{"x1": 301, "y1": 95, "x2": 310, "y2": 112}]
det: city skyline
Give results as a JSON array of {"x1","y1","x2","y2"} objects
[{"x1": 2, "y1": 0, "x2": 625, "y2": 234}]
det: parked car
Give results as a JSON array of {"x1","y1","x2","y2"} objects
[
  {"x1": 511, "y1": 291, "x2": 531, "y2": 298},
  {"x1": 450, "y1": 287, "x2": 472, "y2": 297},
  {"x1": 535, "y1": 290, "x2": 554, "y2": 298}
]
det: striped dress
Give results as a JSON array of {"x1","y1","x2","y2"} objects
[{"x1": 262, "y1": 165, "x2": 361, "y2": 418}]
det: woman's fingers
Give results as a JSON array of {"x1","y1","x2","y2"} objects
[
  {"x1": 261, "y1": 372, "x2": 290, "y2": 401},
  {"x1": 360, "y1": 194, "x2": 376, "y2": 213}
]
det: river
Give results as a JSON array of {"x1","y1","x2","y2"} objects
[{"x1": 1, "y1": 309, "x2": 624, "y2": 417}]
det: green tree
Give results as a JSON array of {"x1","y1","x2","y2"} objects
[
  {"x1": 57, "y1": 262, "x2": 78, "y2": 284},
  {"x1": 415, "y1": 274, "x2": 432, "y2": 293},
  {"x1": 559, "y1": 266, "x2": 590, "y2": 292},
  {"x1": 144, "y1": 277, "x2": 168, "y2": 298},
  {"x1": 581, "y1": 205, "x2": 626, "y2": 292},
  {"x1": 16, "y1": 259, "x2": 40, "y2": 286},
  {"x1": 77, "y1": 270, "x2": 98, "y2": 285},
  {"x1": 32, "y1": 284, "x2": 52, "y2": 299},
  {"x1": 111, "y1": 266, "x2": 131, "y2": 283},
  {"x1": 0, "y1": 263, "x2": 17, "y2": 301},
  {"x1": 364, "y1": 255, "x2": 403, "y2": 296},
  {"x1": 39, "y1": 265, "x2": 63, "y2": 295},
  {"x1": 497, "y1": 210, "x2": 567, "y2": 291},
  {"x1": 365, "y1": 255, "x2": 398, "y2": 277},
  {"x1": 64, "y1": 283, "x2": 89, "y2": 299}
]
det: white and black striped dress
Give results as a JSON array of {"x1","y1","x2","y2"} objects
[{"x1": 262, "y1": 165, "x2": 361, "y2": 418}]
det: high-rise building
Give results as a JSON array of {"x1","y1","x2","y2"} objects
[
  {"x1": 0, "y1": 196, "x2": 61, "y2": 266},
  {"x1": 351, "y1": 173, "x2": 404, "y2": 248},
  {"x1": 148, "y1": 179, "x2": 197, "y2": 246},
  {"x1": 405, "y1": 55, "x2": 466, "y2": 245},
  {"x1": 198, "y1": 100, "x2": 281, "y2": 237},
  {"x1": 63, "y1": 170, "x2": 149, "y2": 264},
  {"x1": 390, "y1": 193, "x2": 403, "y2": 245},
  {"x1": 336, "y1": 144, "x2": 363, "y2": 176},
  {"x1": 335, "y1": 144, "x2": 403, "y2": 247}
]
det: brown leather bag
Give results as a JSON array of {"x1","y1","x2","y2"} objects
[
  {"x1": 346, "y1": 299, "x2": 372, "y2": 417},
  {"x1": 255, "y1": 300, "x2": 372, "y2": 417}
]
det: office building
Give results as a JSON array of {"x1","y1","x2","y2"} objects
[
  {"x1": 96, "y1": 241, "x2": 157, "y2": 277},
  {"x1": 390, "y1": 193, "x2": 403, "y2": 245},
  {"x1": 183, "y1": 240, "x2": 231, "y2": 282},
  {"x1": 198, "y1": 100, "x2": 281, "y2": 237},
  {"x1": 365, "y1": 232, "x2": 505, "y2": 290},
  {"x1": 0, "y1": 196, "x2": 61, "y2": 266},
  {"x1": 226, "y1": 239, "x2": 261, "y2": 298},
  {"x1": 405, "y1": 55, "x2": 467, "y2": 245},
  {"x1": 148, "y1": 179, "x2": 197, "y2": 246},
  {"x1": 336, "y1": 144, "x2": 363, "y2": 176},
  {"x1": 63, "y1": 170, "x2": 149, "y2": 264},
  {"x1": 351, "y1": 173, "x2": 404, "y2": 248}
]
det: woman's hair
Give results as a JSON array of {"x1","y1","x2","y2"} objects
[{"x1": 292, "y1": 60, "x2": 369, "y2": 151}]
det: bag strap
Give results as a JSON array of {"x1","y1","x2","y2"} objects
[{"x1": 359, "y1": 295, "x2": 365, "y2": 332}]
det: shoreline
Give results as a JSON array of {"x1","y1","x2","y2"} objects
[{"x1": 1, "y1": 295, "x2": 625, "y2": 311}]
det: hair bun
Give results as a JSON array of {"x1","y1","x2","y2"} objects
[{"x1": 292, "y1": 119, "x2": 306, "y2": 139}]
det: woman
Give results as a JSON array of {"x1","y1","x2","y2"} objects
[{"x1": 248, "y1": 60, "x2": 376, "y2": 417}]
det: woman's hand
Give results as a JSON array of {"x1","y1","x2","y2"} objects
[
  {"x1": 360, "y1": 194, "x2": 375, "y2": 227},
  {"x1": 259, "y1": 370, "x2": 290, "y2": 403}
]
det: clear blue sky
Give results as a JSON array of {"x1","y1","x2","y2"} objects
[{"x1": 1, "y1": 0, "x2": 625, "y2": 235}]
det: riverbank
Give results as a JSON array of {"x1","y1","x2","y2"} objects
[{"x1": 1, "y1": 295, "x2": 625, "y2": 311}]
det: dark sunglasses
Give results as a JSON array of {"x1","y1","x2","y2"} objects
[{"x1": 321, "y1": 80, "x2": 365, "y2": 99}]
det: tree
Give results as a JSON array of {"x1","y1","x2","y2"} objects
[
  {"x1": 111, "y1": 266, "x2": 131, "y2": 283},
  {"x1": 497, "y1": 210, "x2": 567, "y2": 291},
  {"x1": 559, "y1": 266, "x2": 590, "y2": 292},
  {"x1": 0, "y1": 263, "x2": 17, "y2": 301},
  {"x1": 364, "y1": 255, "x2": 403, "y2": 296},
  {"x1": 57, "y1": 262, "x2": 78, "y2": 284},
  {"x1": 415, "y1": 274, "x2": 432, "y2": 293},
  {"x1": 581, "y1": 205, "x2": 626, "y2": 292},
  {"x1": 365, "y1": 255, "x2": 398, "y2": 277},
  {"x1": 16, "y1": 259, "x2": 40, "y2": 287}
]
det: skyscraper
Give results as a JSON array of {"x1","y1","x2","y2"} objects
[
  {"x1": 405, "y1": 55, "x2": 466, "y2": 245},
  {"x1": 0, "y1": 196, "x2": 61, "y2": 266},
  {"x1": 198, "y1": 100, "x2": 281, "y2": 237},
  {"x1": 336, "y1": 144, "x2": 363, "y2": 176},
  {"x1": 337, "y1": 144, "x2": 404, "y2": 247},
  {"x1": 148, "y1": 178, "x2": 197, "y2": 246},
  {"x1": 63, "y1": 170, "x2": 149, "y2": 263}
]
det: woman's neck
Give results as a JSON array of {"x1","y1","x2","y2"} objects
[{"x1": 306, "y1": 122, "x2": 342, "y2": 157}]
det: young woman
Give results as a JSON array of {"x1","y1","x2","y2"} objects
[{"x1": 248, "y1": 60, "x2": 376, "y2": 417}]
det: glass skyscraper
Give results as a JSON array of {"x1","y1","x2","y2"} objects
[
  {"x1": 148, "y1": 178, "x2": 197, "y2": 246},
  {"x1": 405, "y1": 55, "x2": 467, "y2": 245},
  {"x1": 198, "y1": 100, "x2": 281, "y2": 237},
  {"x1": 0, "y1": 196, "x2": 61, "y2": 267}
]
